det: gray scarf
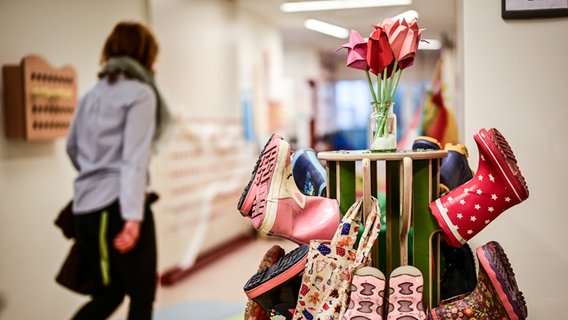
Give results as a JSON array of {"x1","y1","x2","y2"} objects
[{"x1": 100, "y1": 56, "x2": 173, "y2": 153}]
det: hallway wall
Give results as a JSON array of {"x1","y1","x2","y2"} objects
[
  {"x1": 0, "y1": 1, "x2": 150, "y2": 318},
  {"x1": 462, "y1": 1, "x2": 568, "y2": 318}
]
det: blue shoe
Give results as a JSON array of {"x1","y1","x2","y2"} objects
[
  {"x1": 291, "y1": 148, "x2": 327, "y2": 197},
  {"x1": 440, "y1": 143, "x2": 474, "y2": 192},
  {"x1": 412, "y1": 137, "x2": 473, "y2": 194},
  {"x1": 413, "y1": 137, "x2": 477, "y2": 300},
  {"x1": 412, "y1": 136, "x2": 442, "y2": 151}
]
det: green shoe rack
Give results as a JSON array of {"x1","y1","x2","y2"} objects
[{"x1": 317, "y1": 149, "x2": 447, "y2": 309}]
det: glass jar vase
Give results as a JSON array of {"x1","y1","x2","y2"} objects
[{"x1": 369, "y1": 101, "x2": 397, "y2": 152}]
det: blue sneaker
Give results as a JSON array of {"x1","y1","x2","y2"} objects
[{"x1": 291, "y1": 148, "x2": 327, "y2": 197}]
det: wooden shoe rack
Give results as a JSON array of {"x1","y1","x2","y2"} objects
[{"x1": 317, "y1": 149, "x2": 447, "y2": 308}]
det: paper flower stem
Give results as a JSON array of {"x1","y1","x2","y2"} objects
[
  {"x1": 389, "y1": 69, "x2": 403, "y2": 101},
  {"x1": 381, "y1": 68, "x2": 388, "y2": 103},
  {"x1": 366, "y1": 70, "x2": 378, "y2": 103}
]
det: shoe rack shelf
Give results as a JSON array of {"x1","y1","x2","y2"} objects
[{"x1": 318, "y1": 149, "x2": 447, "y2": 308}]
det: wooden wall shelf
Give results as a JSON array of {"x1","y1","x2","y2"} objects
[{"x1": 2, "y1": 55, "x2": 77, "y2": 140}]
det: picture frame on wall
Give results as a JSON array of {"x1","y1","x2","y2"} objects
[{"x1": 502, "y1": 0, "x2": 568, "y2": 19}]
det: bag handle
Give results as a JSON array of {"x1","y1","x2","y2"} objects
[
  {"x1": 330, "y1": 196, "x2": 381, "y2": 265},
  {"x1": 329, "y1": 197, "x2": 364, "y2": 248},
  {"x1": 354, "y1": 196, "x2": 381, "y2": 265}
]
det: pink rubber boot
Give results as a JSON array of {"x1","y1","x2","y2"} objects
[
  {"x1": 237, "y1": 134, "x2": 287, "y2": 217},
  {"x1": 250, "y1": 138, "x2": 340, "y2": 245},
  {"x1": 430, "y1": 128, "x2": 529, "y2": 247}
]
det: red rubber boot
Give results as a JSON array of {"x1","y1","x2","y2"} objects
[{"x1": 429, "y1": 128, "x2": 529, "y2": 247}]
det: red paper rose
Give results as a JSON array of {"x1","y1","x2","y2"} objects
[
  {"x1": 366, "y1": 23, "x2": 395, "y2": 78},
  {"x1": 383, "y1": 17, "x2": 422, "y2": 70}
]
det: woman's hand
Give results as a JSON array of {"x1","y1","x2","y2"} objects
[{"x1": 114, "y1": 220, "x2": 141, "y2": 253}]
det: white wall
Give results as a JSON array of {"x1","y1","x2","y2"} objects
[
  {"x1": 462, "y1": 1, "x2": 568, "y2": 318},
  {"x1": 0, "y1": 1, "x2": 149, "y2": 319},
  {"x1": 147, "y1": 0, "x2": 251, "y2": 276}
]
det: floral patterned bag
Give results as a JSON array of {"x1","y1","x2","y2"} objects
[{"x1": 292, "y1": 197, "x2": 381, "y2": 320}]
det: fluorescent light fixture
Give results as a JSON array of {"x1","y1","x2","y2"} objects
[
  {"x1": 419, "y1": 39, "x2": 442, "y2": 50},
  {"x1": 304, "y1": 19, "x2": 349, "y2": 38},
  {"x1": 281, "y1": 0, "x2": 412, "y2": 12}
]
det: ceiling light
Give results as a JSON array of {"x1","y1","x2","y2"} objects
[
  {"x1": 304, "y1": 19, "x2": 349, "y2": 38},
  {"x1": 419, "y1": 39, "x2": 442, "y2": 50},
  {"x1": 281, "y1": 0, "x2": 412, "y2": 12}
]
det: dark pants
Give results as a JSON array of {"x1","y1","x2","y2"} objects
[{"x1": 72, "y1": 198, "x2": 157, "y2": 320}]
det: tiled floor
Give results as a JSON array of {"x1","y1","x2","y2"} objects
[{"x1": 111, "y1": 237, "x2": 298, "y2": 319}]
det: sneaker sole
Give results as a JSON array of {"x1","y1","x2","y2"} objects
[
  {"x1": 474, "y1": 128, "x2": 529, "y2": 202},
  {"x1": 477, "y1": 241, "x2": 527, "y2": 320},
  {"x1": 386, "y1": 265, "x2": 426, "y2": 320},
  {"x1": 244, "y1": 245, "x2": 285, "y2": 319},
  {"x1": 252, "y1": 140, "x2": 291, "y2": 235},
  {"x1": 237, "y1": 134, "x2": 283, "y2": 216},
  {"x1": 345, "y1": 266, "x2": 386, "y2": 320},
  {"x1": 243, "y1": 244, "x2": 309, "y2": 299}
]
